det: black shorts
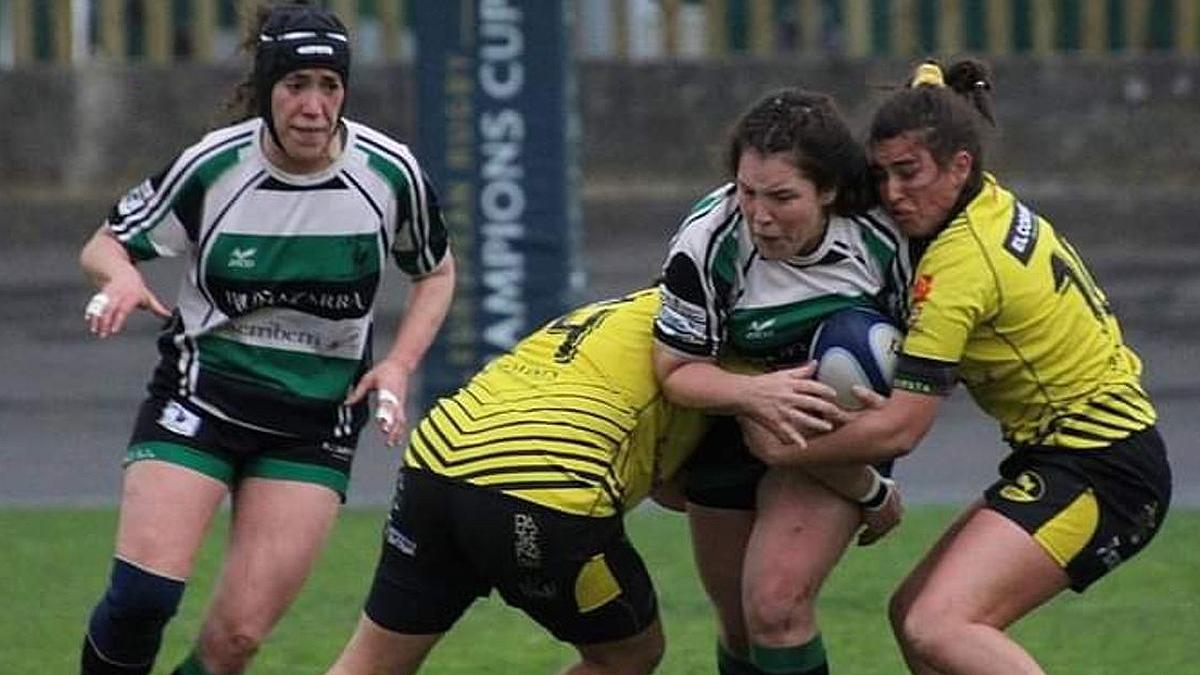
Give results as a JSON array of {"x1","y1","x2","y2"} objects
[
  {"x1": 683, "y1": 415, "x2": 895, "y2": 510},
  {"x1": 365, "y1": 468, "x2": 658, "y2": 644},
  {"x1": 126, "y1": 396, "x2": 356, "y2": 500},
  {"x1": 984, "y1": 426, "x2": 1171, "y2": 592}
]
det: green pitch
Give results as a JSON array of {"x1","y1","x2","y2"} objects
[{"x1": 4, "y1": 506, "x2": 1196, "y2": 673}]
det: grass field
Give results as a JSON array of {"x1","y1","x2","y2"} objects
[{"x1": 4, "y1": 505, "x2": 1197, "y2": 673}]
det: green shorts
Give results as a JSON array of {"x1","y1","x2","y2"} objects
[
  {"x1": 985, "y1": 426, "x2": 1171, "y2": 591},
  {"x1": 125, "y1": 396, "x2": 357, "y2": 501}
]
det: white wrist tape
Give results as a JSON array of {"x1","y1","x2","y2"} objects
[
  {"x1": 375, "y1": 389, "x2": 399, "y2": 427},
  {"x1": 856, "y1": 467, "x2": 890, "y2": 510}
]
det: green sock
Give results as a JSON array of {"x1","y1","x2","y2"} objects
[
  {"x1": 171, "y1": 651, "x2": 213, "y2": 675},
  {"x1": 718, "y1": 640, "x2": 770, "y2": 675},
  {"x1": 750, "y1": 634, "x2": 829, "y2": 675}
]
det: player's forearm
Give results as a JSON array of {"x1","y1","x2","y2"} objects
[
  {"x1": 657, "y1": 357, "x2": 758, "y2": 415},
  {"x1": 803, "y1": 463, "x2": 880, "y2": 502},
  {"x1": 79, "y1": 226, "x2": 137, "y2": 288},
  {"x1": 381, "y1": 254, "x2": 456, "y2": 372}
]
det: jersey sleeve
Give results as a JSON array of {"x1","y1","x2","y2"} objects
[
  {"x1": 653, "y1": 189, "x2": 739, "y2": 358},
  {"x1": 104, "y1": 159, "x2": 193, "y2": 261},
  {"x1": 390, "y1": 160, "x2": 450, "y2": 277},
  {"x1": 894, "y1": 227, "x2": 997, "y2": 394}
]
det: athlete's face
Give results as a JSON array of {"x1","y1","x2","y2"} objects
[
  {"x1": 871, "y1": 131, "x2": 972, "y2": 238},
  {"x1": 267, "y1": 68, "x2": 345, "y2": 173},
  {"x1": 735, "y1": 149, "x2": 835, "y2": 260}
]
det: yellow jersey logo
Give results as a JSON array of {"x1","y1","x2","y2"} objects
[{"x1": 999, "y1": 470, "x2": 1045, "y2": 503}]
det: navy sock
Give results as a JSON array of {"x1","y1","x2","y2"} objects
[{"x1": 81, "y1": 558, "x2": 184, "y2": 675}]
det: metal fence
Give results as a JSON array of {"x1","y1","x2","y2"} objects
[{"x1": 2, "y1": 0, "x2": 1197, "y2": 66}]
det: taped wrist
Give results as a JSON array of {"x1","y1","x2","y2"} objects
[{"x1": 855, "y1": 468, "x2": 891, "y2": 510}]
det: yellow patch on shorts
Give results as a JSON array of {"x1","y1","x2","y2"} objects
[
  {"x1": 574, "y1": 553, "x2": 621, "y2": 613},
  {"x1": 1034, "y1": 488, "x2": 1099, "y2": 566},
  {"x1": 999, "y1": 470, "x2": 1045, "y2": 503}
]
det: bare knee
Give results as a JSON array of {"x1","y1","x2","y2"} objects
[
  {"x1": 198, "y1": 619, "x2": 267, "y2": 672},
  {"x1": 574, "y1": 628, "x2": 664, "y2": 675},
  {"x1": 889, "y1": 589, "x2": 953, "y2": 663},
  {"x1": 745, "y1": 572, "x2": 818, "y2": 643}
]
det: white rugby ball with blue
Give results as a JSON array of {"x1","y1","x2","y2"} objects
[{"x1": 809, "y1": 307, "x2": 902, "y2": 410}]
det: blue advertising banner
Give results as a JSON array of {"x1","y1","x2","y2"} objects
[{"x1": 415, "y1": 1, "x2": 582, "y2": 406}]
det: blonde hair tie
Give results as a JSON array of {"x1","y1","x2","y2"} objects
[{"x1": 910, "y1": 62, "x2": 945, "y2": 88}]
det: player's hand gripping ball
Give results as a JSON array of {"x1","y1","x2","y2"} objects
[{"x1": 809, "y1": 307, "x2": 901, "y2": 410}]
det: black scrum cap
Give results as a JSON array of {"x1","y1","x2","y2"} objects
[{"x1": 254, "y1": 3, "x2": 351, "y2": 148}]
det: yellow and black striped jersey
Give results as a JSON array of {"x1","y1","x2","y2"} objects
[
  {"x1": 894, "y1": 174, "x2": 1155, "y2": 449},
  {"x1": 406, "y1": 288, "x2": 708, "y2": 517}
]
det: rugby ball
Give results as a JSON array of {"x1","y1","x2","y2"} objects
[{"x1": 809, "y1": 307, "x2": 901, "y2": 410}]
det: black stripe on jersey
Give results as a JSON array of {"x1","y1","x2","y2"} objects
[
  {"x1": 1087, "y1": 399, "x2": 1150, "y2": 427},
  {"x1": 356, "y1": 135, "x2": 435, "y2": 271},
  {"x1": 454, "y1": 462, "x2": 609, "y2": 485},
  {"x1": 196, "y1": 170, "x2": 268, "y2": 326},
  {"x1": 463, "y1": 383, "x2": 636, "y2": 429},
  {"x1": 338, "y1": 170, "x2": 384, "y2": 220},
  {"x1": 421, "y1": 402, "x2": 613, "y2": 463},
  {"x1": 1106, "y1": 388, "x2": 1154, "y2": 415},
  {"x1": 1054, "y1": 422, "x2": 1125, "y2": 444},
  {"x1": 415, "y1": 425, "x2": 610, "y2": 473},
  {"x1": 1056, "y1": 412, "x2": 1142, "y2": 434},
  {"x1": 111, "y1": 129, "x2": 254, "y2": 238},
  {"x1": 440, "y1": 395, "x2": 626, "y2": 447},
  {"x1": 257, "y1": 176, "x2": 348, "y2": 191},
  {"x1": 855, "y1": 212, "x2": 900, "y2": 250},
  {"x1": 674, "y1": 184, "x2": 735, "y2": 235},
  {"x1": 1002, "y1": 202, "x2": 1039, "y2": 265},
  {"x1": 705, "y1": 211, "x2": 741, "y2": 346}
]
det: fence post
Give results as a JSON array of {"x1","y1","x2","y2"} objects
[
  {"x1": 612, "y1": 0, "x2": 629, "y2": 58},
  {"x1": 1032, "y1": 0, "x2": 1055, "y2": 54},
  {"x1": 1080, "y1": 0, "x2": 1105, "y2": 53},
  {"x1": 748, "y1": 0, "x2": 774, "y2": 55},
  {"x1": 892, "y1": 0, "x2": 916, "y2": 57},
  {"x1": 1178, "y1": 0, "x2": 1198, "y2": 54},
  {"x1": 705, "y1": 0, "x2": 727, "y2": 56},
  {"x1": 51, "y1": 0, "x2": 72, "y2": 64},
  {"x1": 662, "y1": 0, "x2": 681, "y2": 56},
  {"x1": 332, "y1": 0, "x2": 356, "y2": 38},
  {"x1": 145, "y1": 0, "x2": 173, "y2": 63},
  {"x1": 845, "y1": 0, "x2": 870, "y2": 57},
  {"x1": 985, "y1": 0, "x2": 1011, "y2": 54},
  {"x1": 939, "y1": 0, "x2": 963, "y2": 54},
  {"x1": 796, "y1": 0, "x2": 820, "y2": 55},
  {"x1": 11, "y1": 0, "x2": 32, "y2": 64},
  {"x1": 379, "y1": 0, "x2": 404, "y2": 60},
  {"x1": 98, "y1": 0, "x2": 125, "y2": 61},
  {"x1": 192, "y1": 0, "x2": 217, "y2": 61},
  {"x1": 1125, "y1": 0, "x2": 1149, "y2": 52}
]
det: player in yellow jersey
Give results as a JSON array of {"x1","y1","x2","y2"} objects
[
  {"x1": 755, "y1": 59, "x2": 1171, "y2": 674},
  {"x1": 327, "y1": 288, "x2": 878, "y2": 674}
]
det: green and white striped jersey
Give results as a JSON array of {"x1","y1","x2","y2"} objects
[
  {"x1": 654, "y1": 183, "x2": 915, "y2": 365},
  {"x1": 106, "y1": 117, "x2": 449, "y2": 439}
]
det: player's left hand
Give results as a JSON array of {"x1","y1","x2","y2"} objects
[
  {"x1": 857, "y1": 478, "x2": 902, "y2": 546},
  {"x1": 347, "y1": 360, "x2": 412, "y2": 447}
]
